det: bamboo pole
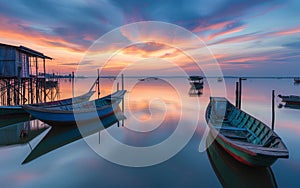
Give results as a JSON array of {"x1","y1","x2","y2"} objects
[
  {"x1": 235, "y1": 82, "x2": 239, "y2": 108},
  {"x1": 238, "y1": 77, "x2": 242, "y2": 109},
  {"x1": 272, "y1": 90, "x2": 275, "y2": 130},
  {"x1": 121, "y1": 74, "x2": 124, "y2": 126},
  {"x1": 97, "y1": 69, "x2": 100, "y2": 98}
]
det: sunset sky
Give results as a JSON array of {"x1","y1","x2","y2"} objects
[{"x1": 0, "y1": 0, "x2": 299, "y2": 76}]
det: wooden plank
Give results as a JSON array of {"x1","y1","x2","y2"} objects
[{"x1": 214, "y1": 126, "x2": 247, "y2": 131}]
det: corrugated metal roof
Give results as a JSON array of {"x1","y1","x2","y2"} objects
[{"x1": 0, "y1": 43, "x2": 52, "y2": 60}]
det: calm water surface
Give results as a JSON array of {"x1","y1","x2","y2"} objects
[{"x1": 0, "y1": 78, "x2": 299, "y2": 187}]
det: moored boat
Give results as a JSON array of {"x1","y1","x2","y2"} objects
[
  {"x1": 205, "y1": 97, "x2": 289, "y2": 167},
  {"x1": 278, "y1": 94, "x2": 300, "y2": 106},
  {"x1": 23, "y1": 90, "x2": 126, "y2": 125},
  {"x1": 0, "y1": 90, "x2": 95, "y2": 116},
  {"x1": 294, "y1": 77, "x2": 300, "y2": 83}
]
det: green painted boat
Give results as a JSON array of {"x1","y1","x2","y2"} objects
[
  {"x1": 22, "y1": 111, "x2": 125, "y2": 164},
  {"x1": 206, "y1": 132, "x2": 278, "y2": 188},
  {"x1": 205, "y1": 97, "x2": 289, "y2": 167}
]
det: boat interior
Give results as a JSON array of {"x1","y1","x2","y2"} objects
[{"x1": 207, "y1": 98, "x2": 286, "y2": 150}]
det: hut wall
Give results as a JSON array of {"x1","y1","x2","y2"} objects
[
  {"x1": 0, "y1": 45, "x2": 16, "y2": 77},
  {"x1": 16, "y1": 50, "x2": 30, "y2": 78}
]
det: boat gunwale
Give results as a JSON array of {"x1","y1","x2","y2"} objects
[{"x1": 23, "y1": 90, "x2": 126, "y2": 114}]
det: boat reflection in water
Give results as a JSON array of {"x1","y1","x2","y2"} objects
[
  {"x1": 188, "y1": 85, "x2": 203, "y2": 97},
  {"x1": 22, "y1": 110, "x2": 126, "y2": 164},
  {"x1": 0, "y1": 114, "x2": 32, "y2": 129},
  {"x1": 0, "y1": 120, "x2": 49, "y2": 147},
  {"x1": 206, "y1": 132, "x2": 278, "y2": 188}
]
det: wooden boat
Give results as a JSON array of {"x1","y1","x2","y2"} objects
[
  {"x1": 22, "y1": 112, "x2": 125, "y2": 164},
  {"x1": 0, "y1": 120, "x2": 49, "y2": 147},
  {"x1": 205, "y1": 97, "x2": 289, "y2": 167},
  {"x1": 206, "y1": 132, "x2": 277, "y2": 188},
  {"x1": 0, "y1": 90, "x2": 95, "y2": 116},
  {"x1": 23, "y1": 90, "x2": 126, "y2": 125},
  {"x1": 278, "y1": 94, "x2": 300, "y2": 106}
]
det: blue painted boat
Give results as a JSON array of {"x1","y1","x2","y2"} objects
[
  {"x1": 206, "y1": 97, "x2": 289, "y2": 167},
  {"x1": 23, "y1": 90, "x2": 126, "y2": 125}
]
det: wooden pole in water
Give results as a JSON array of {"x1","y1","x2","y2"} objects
[
  {"x1": 7, "y1": 80, "x2": 10, "y2": 106},
  {"x1": 72, "y1": 72, "x2": 74, "y2": 97},
  {"x1": 43, "y1": 58, "x2": 46, "y2": 102},
  {"x1": 35, "y1": 57, "x2": 39, "y2": 103},
  {"x1": 116, "y1": 80, "x2": 120, "y2": 127},
  {"x1": 121, "y1": 74, "x2": 124, "y2": 91},
  {"x1": 235, "y1": 82, "x2": 239, "y2": 108},
  {"x1": 272, "y1": 90, "x2": 275, "y2": 130},
  {"x1": 121, "y1": 74, "x2": 124, "y2": 126},
  {"x1": 238, "y1": 77, "x2": 242, "y2": 109},
  {"x1": 97, "y1": 69, "x2": 100, "y2": 98}
]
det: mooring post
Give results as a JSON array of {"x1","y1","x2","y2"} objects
[
  {"x1": 35, "y1": 57, "x2": 39, "y2": 104},
  {"x1": 97, "y1": 69, "x2": 100, "y2": 98},
  {"x1": 272, "y1": 90, "x2": 275, "y2": 130},
  {"x1": 235, "y1": 81, "x2": 239, "y2": 108},
  {"x1": 43, "y1": 58, "x2": 46, "y2": 102},
  {"x1": 117, "y1": 82, "x2": 119, "y2": 91},
  {"x1": 72, "y1": 72, "x2": 74, "y2": 97},
  {"x1": 238, "y1": 77, "x2": 242, "y2": 109},
  {"x1": 7, "y1": 80, "x2": 11, "y2": 106},
  {"x1": 121, "y1": 74, "x2": 124, "y2": 126}
]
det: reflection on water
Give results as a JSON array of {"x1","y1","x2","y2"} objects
[
  {"x1": 0, "y1": 77, "x2": 299, "y2": 187},
  {"x1": 0, "y1": 119, "x2": 49, "y2": 147},
  {"x1": 0, "y1": 114, "x2": 31, "y2": 128},
  {"x1": 23, "y1": 111, "x2": 125, "y2": 164},
  {"x1": 189, "y1": 86, "x2": 203, "y2": 97},
  {"x1": 206, "y1": 132, "x2": 277, "y2": 188}
]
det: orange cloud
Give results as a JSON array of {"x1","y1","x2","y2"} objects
[
  {"x1": 223, "y1": 56, "x2": 268, "y2": 63},
  {"x1": 206, "y1": 25, "x2": 246, "y2": 40},
  {"x1": 192, "y1": 20, "x2": 235, "y2": 33}
]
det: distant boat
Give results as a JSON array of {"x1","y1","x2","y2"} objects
[
  {"x1": 188, "y1": 76, "x2": 204, "y2": 88},
  {"x1": 188, "y1": 76, "x2": 204, "y2": 82},
  {"x1": 217, "y1": 77, "x2": 223, "y2": 82},
  {"x1": 23, "y1": 90, "x2": 126, "y2": 125},
  {"x1": 138, "y1": 77, "x2": 159, "y2": 81},
  {"x1": 294, "y1": 78, "x2": 300, "y2": 83},
  {"x1": 0, "y1": 90, "x2": 95, "y2": 116},
  {"x1": 278, "y1": 95, "x2": 300, "y2": 106},
  {"x1": 22, "y1": 112, "x2": 125, "y2": 164},
  {"x1": 205, "y1": 97, "x2": 289, "y2": 167},
  {"x1": 206, "y1": 132, "x2": 277, "y2": 188}
]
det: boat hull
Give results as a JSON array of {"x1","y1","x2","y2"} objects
[
  {"x1": 24, "y1": 101, "x2": 120, "y2": 125},
  {"x1": 0, "y1": 106, "x2": 27, "y2": 116},
  {"x1": 206, "y1": 97, "x2": 288, "y2": 167},
  {"x1": 210, "y1": 129, "x2": 278, "y2": 167}
]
